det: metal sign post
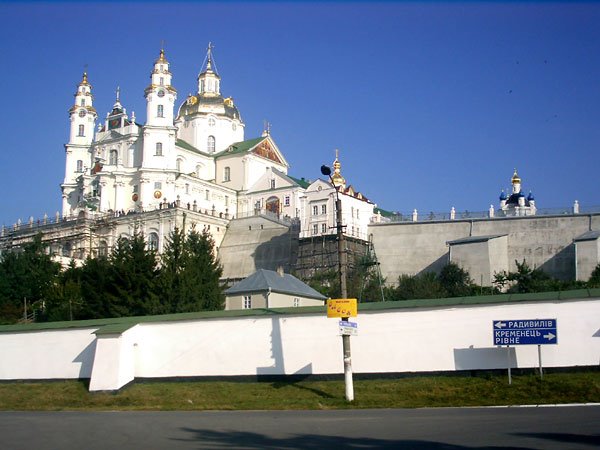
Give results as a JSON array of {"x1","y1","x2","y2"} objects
[
  {"x1": 493, "y1": 319, "x2": 558, "y2": 383},
  {"x1": 328, "y1": 298, "x2": 357, "y2": 402}
]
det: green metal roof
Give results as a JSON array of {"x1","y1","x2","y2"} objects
[
  {"x1": 214, "y1": 136, "x2": 266, "y2": 158},
  {"x1": 288, "y1": 175, "x2": 311, "y2": 189},
  {"x1": 374, "y1": 207, "x2": 396, "y2": 218},
  {"x1": 176, "y1": 138, "x2": 209, "y2": 156},
  {"x1": 1, "y1": 288, "x2": 598, "y2": 335}
]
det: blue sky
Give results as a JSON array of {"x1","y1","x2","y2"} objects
[{"x1": 1, "y1": 1, "x2": 599, "y2": 226}]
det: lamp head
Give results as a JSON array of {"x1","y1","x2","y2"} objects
[{"x1": 320, "y1": 165, "x2": 332, "y2": 177}]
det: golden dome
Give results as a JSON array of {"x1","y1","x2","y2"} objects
[
  {"x1": 331, "y1": 149, "x2": 346, "y2": 188},
  {"x1": 511, "y1": 168, "x2": 521, "y2": 184},
  {"x1": 80, "y1": 72, "x2": 89, "y2": 86}
]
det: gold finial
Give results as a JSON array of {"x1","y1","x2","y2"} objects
[
  {"x1": 511, "y1": 168, "x2": 521, "y2": 184},
  {"x1": 206, "y1": 42, "x2": 214, "y2": 70},
  {"x1": 81, "y1": 71, "x2": 89, "y2": 86},
  {"x1": 156, "y1": 45, "x2": 167, "y2": 63},
  {"x1": 331, "y1": 148, "x2": 346, "y2": 188}
]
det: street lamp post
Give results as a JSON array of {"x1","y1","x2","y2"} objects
[{"x1": 321, "y1": 164, "x2": 354, "y2": 402}]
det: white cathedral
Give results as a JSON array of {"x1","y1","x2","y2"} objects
[{"x1": 45, "y1": 45, "x2": 376, "y2": 263}]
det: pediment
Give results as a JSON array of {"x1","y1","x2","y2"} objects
[{"x1": 251, "y1": 137, "x2": 285, "y2": 166}]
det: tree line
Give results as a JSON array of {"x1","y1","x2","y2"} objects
[
  {"x1": 306, "y1": 255, "x2": 600, "y2": 303},
  {"x1": 0, "y1": 227, "x2": 224, "y2": 324}
]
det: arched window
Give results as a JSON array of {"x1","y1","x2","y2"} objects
[
  {"x1": 176, "y1": 158, "x2": 183, "y2": 172},
  {"x1": 148, "y1": 233, "x2": 159, "y2": 251},
  {"x1": 223, "y1": 166, "x2": 231, "y2": 182},
  {"x1": 195, "y1": 164, "x2": 203, "y2": 177},
  {"x1": 80, "y1": 99, "x2": 85, "y2": 106},
  {"x1": 157, "y1": 104, "x2": 164, "y2": 118},
  {"x1": 109, "y1": 149, "x2": 118, "y2": 165},
  {"x1": 207, "y1": 135, "x2": 215, "y2": 153},
  {"x1": 159, "y1": 77, "x2": 164, "y2": 86},
  {"x1": 155, "y1": 142, "x2": 163, "y2": 156},
  {"x1": 76, "y1": 160, "x2": 83, "y2": 172},
  {"x1": 78, "y1": 124, "x2": 84, "y2": 137},
  {"x1": 62, "y1": 242, "x2": 72, "y2": 257}
]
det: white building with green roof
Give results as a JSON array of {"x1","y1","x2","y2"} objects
[{"x1": 2, "y1": 43, "x2": 377, "y2": 267}]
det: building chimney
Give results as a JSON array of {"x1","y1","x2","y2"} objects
[{"x1": 276, "y1": 266, "x2": 285, "y2": 277}]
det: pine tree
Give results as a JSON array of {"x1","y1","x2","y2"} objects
[
  {"x1": 108, "y1": 232, "x2": 161, "y2": 317},
  {"x1": 0, "y1": 234, "x2": 61, "y2": 323},
  {"x1": 158, "y1": 227, "x2": 224, "y2": 313}
]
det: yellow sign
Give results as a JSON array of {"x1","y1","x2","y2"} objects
[{"x1": 327, "y1": 298, "x2": 358, "y2": 318}]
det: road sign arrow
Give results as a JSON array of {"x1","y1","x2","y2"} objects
[
  {"x1": 494, "y1": 321, "x2": 507, "y2": 329},
  {"x1": 543, "y1": 332, "x2": 556, "y2": 341}
]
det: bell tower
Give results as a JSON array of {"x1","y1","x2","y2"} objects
[
  {"x1": 62, "y1": 72, "x2": 98, "y2": 216},
  {"x1": 144, "y1": 48, "x2": 177, "y2": 126}
]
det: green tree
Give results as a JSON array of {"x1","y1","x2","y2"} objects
[
  {"x1": 438, "y1": 262, "x2": 474, "y2": 297},
  {"x1": 108, "y1": 232, "x2": 161, "y2": 317},
  {"x1": 158, "y1": 227, "x2": 224, "y2": 313},
  {"x1": 588, "y1": 264, "x2": 600, "y2": 288},
  {"x1": 0, "y1": 234, "x2": 61, "y2": 323},
  {"x1": 392, "y1": 272, "x2": 446, "y2": 300}
]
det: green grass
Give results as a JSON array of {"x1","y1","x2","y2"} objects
[{"x1": 1, "y1": 371, "x2": 599, "y2": 411}]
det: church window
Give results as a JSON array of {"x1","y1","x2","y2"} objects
[
  {"x1": 215, "y1": 80, "x2": 220, "y2": 92},
  {"x1": 185, "y1": 184, "x2": 190, "y2": 195},
  {"x1": 208, "y1": 80, "x2": 213, "y2": 91},
  {"x1": 208, "y1": 117, "x2": 215, "y2": 127},
  {"x1": 205, "y1": 189, "x2": 210, "y2": 200},
  {"x1": 321, "y1": 223, "x2": 327, "y2": 234},
  {"x1": 293, "y1": 298, "x2": 300, "y2": 307},
  {"x1": 207, "y1": 135, "x2": 215, "y2": 153},
  {"x1": 225, "y1": 195, "x2": 229, "y2": 207},
  {"x1": 223, "y1": 166, "x2": 231, "y2": 182},
  {"x1": 356, "y1": 209, "x2": 360, "y2": 219},
  {"x1": 76, "y1": 160, "x2": 83, "y2": 172},
  {"x1": 157, "y1": 105, "x2": 164, "y2": 118},
  {"x1": 196, "y1": 164, "x2": 202, "y2": 177},
  {"x1": 78, "y1": 124, "x2": 84, "y2": 137},
  {"x1": 133, "y1": 185, "x2": 138, "y2": 194},
  {"x1": 312, "y1": 224, "x2": 318, "y2": 235},
  {"x1": 270, "y1": 179, "x2": 275, "y2": 189},
  {"x1": 109, "y1": 149, "x2": 118, "y2": 165},
  {"x1": 312, "y1": 205, "x2": 318, "y2": 216},
  {"x1": 98, "y1": 241, "x2": 108, "y2": 258},
  {"x1": 159, "y1": 77, "x2": 164, "y2": 86},
  {"x1": 200, "y1": 80, "x2": 205, "y2": 93},
  {"x1": 80, "y1": 99, "x2": 85, "y2": 106},
  {"x1": 284, "y1": 196, "x2": 290, "y2": 206},
  {"x1": 148, "y1": 233, "x2": 159, "y2": 251},
  {"x1": 243, "y1": 295, "x2": 252, "y2": 309},
  {"x1": 155, "y1": 142, "x2": 163, "y2": 156},
  {"x1": 176, "y1": 158, "x2": 183, "y2": 172},
  {"x1": 154, "y1": 182, "x2": 162, "y2": 190},
  {"x1": 321, "y1": 204, "x2": 327, "y2": 215}
]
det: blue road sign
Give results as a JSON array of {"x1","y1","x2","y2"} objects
[{"x1": 493, "y1": 319, "x2": 558, "y2": 346}]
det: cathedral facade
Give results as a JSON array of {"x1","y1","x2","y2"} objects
[{"x1": 1, "y1": 45, "x2": 376, "y2": 265}]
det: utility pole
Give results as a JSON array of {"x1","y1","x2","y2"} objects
[{"x1": 322, "y1": 164, "x2": 354, "y2": 402}]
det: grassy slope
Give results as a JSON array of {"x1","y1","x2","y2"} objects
[{"x1": 1, "y1": 372, "x2": 599, "y2": 411}]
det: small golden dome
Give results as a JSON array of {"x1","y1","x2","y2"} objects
[
  {"x1": 80, "y1": 72, "x2": 89, "y2": 86},
  {"x1": 331, "y1": 149, "x2": 346, "y2": 188},
  {"x1": 156, "y1": 48, "x2": 167, "y2": 64},
  {"x1": 511, "y1": 168, "x2": 521, "y2": 184}
]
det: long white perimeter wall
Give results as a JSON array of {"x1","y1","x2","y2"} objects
[{"x1": 1, "y1": 298, "x2": 599, "y2": 391}]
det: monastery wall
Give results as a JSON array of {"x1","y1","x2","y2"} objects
[
  {"x1": 369, "y1": 213, "x2": 600, "y2": 285},
  {"x1": 1, "y1": 294, "x2": 598, "y2": 391}
]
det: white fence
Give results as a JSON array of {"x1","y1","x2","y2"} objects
[{"x1": 0, "y1": 296, "x2": 599, "y2": 391}]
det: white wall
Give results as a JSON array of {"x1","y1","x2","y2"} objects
[{"x1": 1, "y1": 298, "x2": 598, "y2": 391}]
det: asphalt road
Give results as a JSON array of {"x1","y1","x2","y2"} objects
[{"x1": 2, "y1": 405, "x2": 599, "y2": 449}]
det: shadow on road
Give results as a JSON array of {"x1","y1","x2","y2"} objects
[
  {"x1": 513, "y1": 432, "x2": 600, "y2": 446},
  {"x1": 175, "y1": 428, "x2": 534, "y2": 449}
]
